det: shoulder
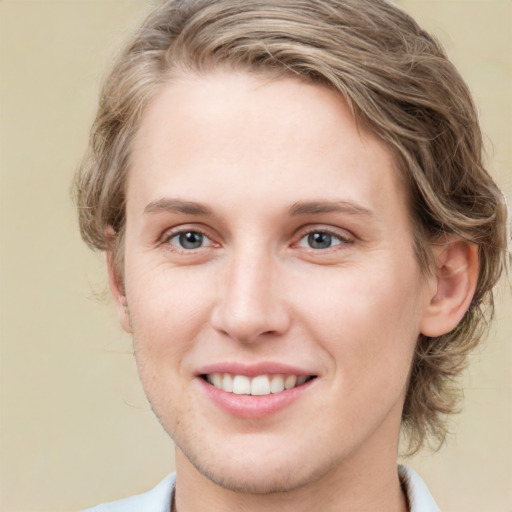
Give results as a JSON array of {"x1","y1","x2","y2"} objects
[
  {"x1": 78, "y1": 473, "x2": 176, "y2": 512},
  {"x1": 399, "y1": 466, "x2": 440, "y2": 512}
]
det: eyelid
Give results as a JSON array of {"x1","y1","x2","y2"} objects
[
  {"x1": 157, "y1": 223, "x2": 354, "y2": 253},
  {"x1": 294, "y1": 226, "x2": 354, "y2": 246},
  {"x1": 159, "y1": 224, "x2": 219, "y2": 250}
]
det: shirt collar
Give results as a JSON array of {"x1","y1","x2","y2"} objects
[{"x1": 399, "y1": 465, "x2": 441, "y2": 512}]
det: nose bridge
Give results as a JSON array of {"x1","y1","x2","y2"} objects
[{"x1": 212, "y1": 240, "x2": 289, "y2": 343}]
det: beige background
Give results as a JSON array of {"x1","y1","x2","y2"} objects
[{"x1": 0, "y1": 1, "x2": 510, "y2": 511}]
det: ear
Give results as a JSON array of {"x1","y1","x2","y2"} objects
[
  {"x1": 105, "y1": 231, "x2": 132, "y2": 334},
  {"x1": 420, "y1": 239, "x2": 479, "y2": 337}
]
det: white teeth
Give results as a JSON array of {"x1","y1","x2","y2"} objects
[
  {"x1": 206, "y1": 373, "x2": 311, "y2": 395},
  {"x1": 232, "y1": 375, "x2": 251, "y2": 395},
  {"x1": 270, "y1": 375, "x2": 285, "y2": 393},
  {"x1": 284, "y1": 375, "x2": 297, "y2": 390},
  {"x1": 222, "y1": 373, "x2": 233, "y2": 392},
  {"x1": 211, "y1": 373, "x2": 223, "y2": 388},
  {"x1": 251, "y1": 375, "x2": 271, "y2": 396}
]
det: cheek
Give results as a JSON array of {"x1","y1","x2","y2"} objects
[
  {"x1": 124, "y1": 269, "x2": 212, "y2": 425},
  {"x1": 294, "y1": 263, "x2": 423, "y2": 388},
  {"x1": 124, "y1": 264, "x2": 215, "y2": 370}
]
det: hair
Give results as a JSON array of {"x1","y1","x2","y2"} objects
[{"x1": 74, "y1": 0, "x2": 509, "y2": 453}]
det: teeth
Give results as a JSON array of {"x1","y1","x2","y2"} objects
[
  {"x1": 205, "y1": 373, "x2": 311, "y2": 395},
  {"x1": 251, "y1": 375, "x2": 271, "y2": 396},
  {"x1": 222, "y1": 373, "x2": 233, "y2": 392},
  {"x1": 270, "y1": 375, "x2": 284, "y2": 393},
  {"x1": 232, "y1": 375, "x2": 251, "y2": 395},
  {"x1": 211, "y1": 373, "x2": 223, "y2": 388},
  {"x1": 284, "y1": 375, "x2": 297, "y2": 389}
]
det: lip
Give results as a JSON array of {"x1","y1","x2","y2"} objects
[
  {"x1": 196, "y1": 361, "x2": 318, "y2": 419},
  {"x1": 197, "y1": 361, "x2": 315, "y2": 378}
]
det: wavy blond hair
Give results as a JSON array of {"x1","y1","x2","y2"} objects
[{"x1": 74, "y1": 0, "x2": 509, "y2": 453}]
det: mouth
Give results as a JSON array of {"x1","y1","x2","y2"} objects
[{"x1": 201, "y1": 373, "x2": 317, "y2": 396}]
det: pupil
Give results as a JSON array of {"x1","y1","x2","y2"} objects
[
  {"x1": 308, "y1": 232, "x2": 332, "y2": 249},
  {"x1": 179, "y1": 231, "x2": 203, "y2": 249}
]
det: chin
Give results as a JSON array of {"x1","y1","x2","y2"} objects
[
  {"x1": 174, "y1": 434, "x2": 336, "y2": 495},
  {"x1": 193, "y1": 459, "x2": 323, "y2": 494}
]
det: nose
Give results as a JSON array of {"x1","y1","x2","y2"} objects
[{"x1": 211, "y1": 246, "x2": 291, "y2": 344}]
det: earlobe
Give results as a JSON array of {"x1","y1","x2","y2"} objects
[
  {"x1": 106, "y1": 246, "x2": 132, "y2": 334},
  {"x1": 420, "y1": 239, "x2": 479, "y2": 337}
]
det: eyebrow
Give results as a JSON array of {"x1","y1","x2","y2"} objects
[
  {"x1": 288, "y1": 200, "x2": 374, "y2": 217},
  {"x1": 144, "y1": 198, "x2": 213, "y2": 216},
  {"x1": 143, "y1": 198, "x2": 373, "y2": 218}
]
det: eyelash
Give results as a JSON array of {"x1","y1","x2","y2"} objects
[
  {"x1": 162, "y1": 228, "x2": 215, "y2": 251},
  {"x1": 161, "y1": 226, "x2": 353, "y2": 253},
  {"x1": 296, "y1": 228, "x2": 353, "y2": 251}
]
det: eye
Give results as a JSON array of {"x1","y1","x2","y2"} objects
[
  {"x1": 168, "y1": 230, "x2": 210, "y2": 250},
  {"x1": 297, "y1": 230, "x2": 348, "y2": 250}
]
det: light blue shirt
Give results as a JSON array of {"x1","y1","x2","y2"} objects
[{"x1": 80, "y1": 466, "x2": 440, "y2": 512}]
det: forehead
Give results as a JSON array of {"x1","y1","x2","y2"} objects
[{"x1": 128, "y1": 70, "x2": 406, "y2": 223}]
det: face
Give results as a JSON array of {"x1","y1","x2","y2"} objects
[{"x1": 114, "y1": 70, "x2": 435, "y2": 493}]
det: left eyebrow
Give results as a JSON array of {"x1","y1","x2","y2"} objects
[
  {"x1": 143, "y1": 198, "x2": 213, "y2": 216},
  {"x1": 288, "y1": 200, "x2": 374, "y2": 217}
]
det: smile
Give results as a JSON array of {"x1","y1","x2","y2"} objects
[{"x1": 203, "y1": 373, "x2": 316, "y2": 396}]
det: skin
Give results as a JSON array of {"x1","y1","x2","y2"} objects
[{"x1": 108, "y1": 70, "x2": 478, "y2": 512}]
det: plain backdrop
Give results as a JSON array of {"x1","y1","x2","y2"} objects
[{"x1": 1, "y1": 1, "x2": 511, "y2": 511}]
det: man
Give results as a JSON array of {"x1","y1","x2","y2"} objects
[{"x1": 75, "y1": 1, "x2": 508, "y2": 510}]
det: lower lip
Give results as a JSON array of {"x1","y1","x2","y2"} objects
[{"x1": 198, "y1": 378, "x2": 315, "y2": 419}]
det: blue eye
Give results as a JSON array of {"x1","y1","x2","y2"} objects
[
  {"x1": 299, "y1": 231, "x2": 345, "y2": 250},
  {"x1": 170, "y1": 231, "x2": 206, "y2": 250}
]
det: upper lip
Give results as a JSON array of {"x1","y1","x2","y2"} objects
[{"x1": 196, "y1": 361, "x2": 317, "y2": 377}]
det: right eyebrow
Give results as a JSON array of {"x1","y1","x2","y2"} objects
[{"x1": 143, "y1": 198, "x2": 213, "y2": 216}]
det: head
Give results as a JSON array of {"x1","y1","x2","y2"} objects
[{"x1": 75, "y1": 0, "x2": 508, "y2": 460}]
